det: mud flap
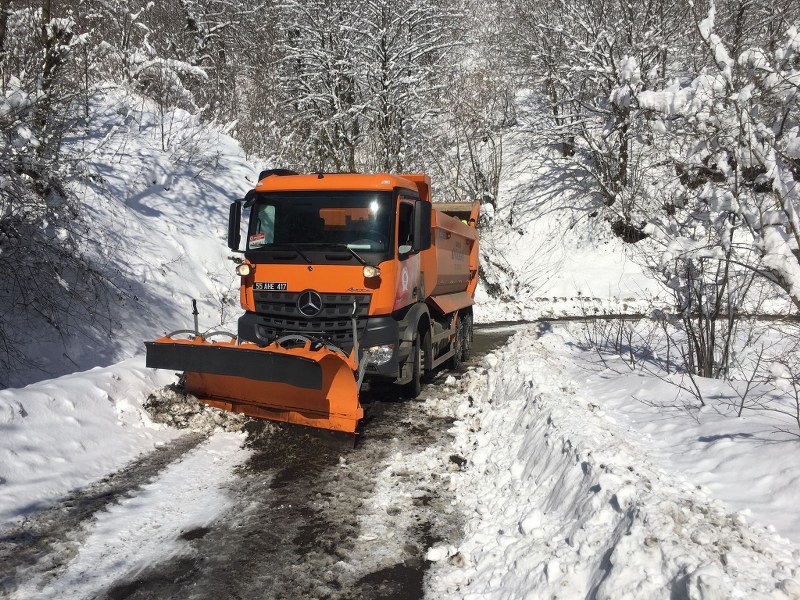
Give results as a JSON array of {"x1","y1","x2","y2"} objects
[{"x1": 145, "y1": 337, "x2": 364, "y2": 433}]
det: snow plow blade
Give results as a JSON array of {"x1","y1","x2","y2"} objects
[{"x1": 145, "y1": 336, "x2": 364, "y2": 433}]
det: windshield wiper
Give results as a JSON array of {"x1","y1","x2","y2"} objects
[
  {"x1": 253, "y1": 242, "x2": 370, "y2": 267},
  {"x1": 305, "y1": 243, "x2": 369, "y2": 266},
  {"x1": 257, "y1": 243, "x2": 312, "y2": 264}
]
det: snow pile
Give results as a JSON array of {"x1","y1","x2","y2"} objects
[
  {"x1": 427, "y1": 329, "x2": 800, "y2": 598},
  {"x1": 0, "y1": 358, "x2": 183, "y2": 526},
  {"x1": 144, "y1": 386, "x2": 250, "y2": 433}
]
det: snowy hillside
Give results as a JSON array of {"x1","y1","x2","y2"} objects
[
  {"x1": 11, "y1": 89, "x2": 255, "y2": 388},
  {"x1": 473, "y1": 129, "x2": 660, "y2": 323}
]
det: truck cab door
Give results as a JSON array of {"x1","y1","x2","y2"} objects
[{"x1": 394, "y1": 197, "x2": 422, "y2": 311}]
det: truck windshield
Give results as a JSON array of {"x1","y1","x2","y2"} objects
[{"x1": 247, "y1": 191, "x2": 393, "y2": 254}]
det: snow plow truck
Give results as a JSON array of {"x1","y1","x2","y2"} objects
[{"x1": 145, "y1": 171, "x2": 480, "y2": 433}]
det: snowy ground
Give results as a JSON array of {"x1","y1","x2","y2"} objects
[
  {"x1": 2, "y1": 325, "x2": 799, "y2": 598},
  {"x1": 427, "y1": 327, "x2": 800, "y2": 599},
  {"x1": 0, "y1": 359, "x2": 179, "y2": 525},
  {"x1": 10, "y1": 433, "x2": 248, "y2": 599}
]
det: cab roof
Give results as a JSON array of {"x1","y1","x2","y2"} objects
[{"x1": 254, "y1": 173, "x2": 430, "y2": 202}]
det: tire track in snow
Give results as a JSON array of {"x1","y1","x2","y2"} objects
[
  {"x1": 19, "y1": 432, "x2": 250, "y2": 600},
  {"x1": 9, "y1": 432, "x2": 249, "y2": 600},
  {"x1": 98, "y1": 397, "x2": 458, "y2": 600},
  {"x1": 0, "y1": 432, "x2": 207, "y2": 595}
]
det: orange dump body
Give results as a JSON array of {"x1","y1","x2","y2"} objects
[{"x1": 423, "y1": 203, "x2": 480, "y2": 315}]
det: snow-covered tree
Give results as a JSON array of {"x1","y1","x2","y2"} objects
[
  {"x1": 631, "y1": 3, "x2": 800, "y2": 376},
  {"x1": 264, "y1": 0, "x2": 366, "y2": 171},
  {"x1": 254, "y1": 0, "x2": 464, "y2": 175},
  {"x1": 431, "y1": 0, "x2": 514, "y2": 207},
  {"x1": 513, "y1": 0, "x2": 688, "y2": 231},
  {"x1": 0, "y1": 3, "x2": 105, "y2": 383},
  {"x1": 358, "y1": 0, "x2": 459, "y2": 173}
]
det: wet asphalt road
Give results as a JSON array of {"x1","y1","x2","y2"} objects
[{"x1": 0, "y1": 324, "x2": 522, "y2": 600}]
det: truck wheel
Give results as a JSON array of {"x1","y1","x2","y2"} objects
[
  {"x1": 447, "y1": 316, "x2": 463, "y2": 370},
  {"x1": 401, "y1": 338, "x2": 421, "y2": 399},
  {"x1": 461, "y1": 313, "x2": 473, "y2": 362}
]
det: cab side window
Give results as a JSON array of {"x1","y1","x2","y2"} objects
[
  {"x1": 249, "y1": 204, "x2": 275, "y2": 249},
  {"x1": 397, "y1": 201, "x2": 414, "y2": 253}
]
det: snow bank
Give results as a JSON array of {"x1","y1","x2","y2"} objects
[
  {"x1": 557, "y1": 324, "x2": 800, "y2": 545},
  {"x1": 0, "y1": 359, "x2": 179, "y2": 526},
  {"x1": 427, "y1": 329, "x2": 800, "y2": 598},
  {"x1": 13, "y1": 88, "x2": 255, "y2": 387}
]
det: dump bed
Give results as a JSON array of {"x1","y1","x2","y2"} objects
[{"x1": 423, "y1": 201, "x2": 480, "y2": 315}]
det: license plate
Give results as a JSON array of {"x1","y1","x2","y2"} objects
[{"x1": 254, "y1": 282, "x2": 288, "y2": 291}]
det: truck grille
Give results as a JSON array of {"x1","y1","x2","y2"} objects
[{"x1": 253, "y1": 291, "x2": 371, "y2": 348}]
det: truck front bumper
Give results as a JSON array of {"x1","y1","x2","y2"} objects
[{"x1": 238, "y1": 312, "x2": 402, "y2": 380}]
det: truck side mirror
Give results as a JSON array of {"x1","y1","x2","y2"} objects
[
  {"x1": 413, "y1": 201, "x2": 432, "y2": 252},
  {"x1": 228, "y1": 200, "x2": 243, "y2": 251}
]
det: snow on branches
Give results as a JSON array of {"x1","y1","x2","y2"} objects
[
  {"x1": 262, "y1": 0, "x2": 459, "y2": 173},
  {"x1": 638, "y1": 5, "x2": 800, "y2": 313}
]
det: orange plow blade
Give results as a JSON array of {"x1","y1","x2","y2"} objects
[{"x1": 145, "y1": 336, "x2": 364, "y2": 433}]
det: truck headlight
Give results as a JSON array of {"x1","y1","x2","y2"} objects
[
  {"x1": 365, "y1": 344, "x2": 393, "y2": 365},
  {"x1": 236, "y1": 263, "x2": 252, "y2": 276},
  {"x1": 363, "y1": 265, "x2": 381, "y2": 278}
]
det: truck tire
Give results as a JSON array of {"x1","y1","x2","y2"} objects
[
  {"x1": 401, "y1": 338, "x2": 421, "y2": 399},
  {"x1": 461, "y1": 313, "x2": 473, "y2": 362},
  {"x1": 447, "y1": 316, "x2": 463, "y2": 370}
]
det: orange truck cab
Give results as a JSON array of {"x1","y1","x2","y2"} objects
[{"x1": 145, "y1": 170, "x2": 479, "y2": 433}]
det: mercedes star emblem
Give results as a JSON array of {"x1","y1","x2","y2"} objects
[{"x1": 297, "y1": 290, "x2": 323, "y2": 317}]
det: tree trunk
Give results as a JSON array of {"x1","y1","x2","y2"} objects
[
  {"x1": 0, "y1": 0, "x2": 10, "y2": 55},
  {"x1": 619, "y1": 117, "x2": 629, "y2": 186}
]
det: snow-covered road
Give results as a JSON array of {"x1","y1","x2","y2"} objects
[
  {"x1": 2, "y1": 324, "x2": 799, "y2": 599},
  {"x1": 0, "y1": 327, "x2": 515, "y2": 599},
  {"x1": 7, "y1": 433, "x2": 247, "y2": 599}
]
